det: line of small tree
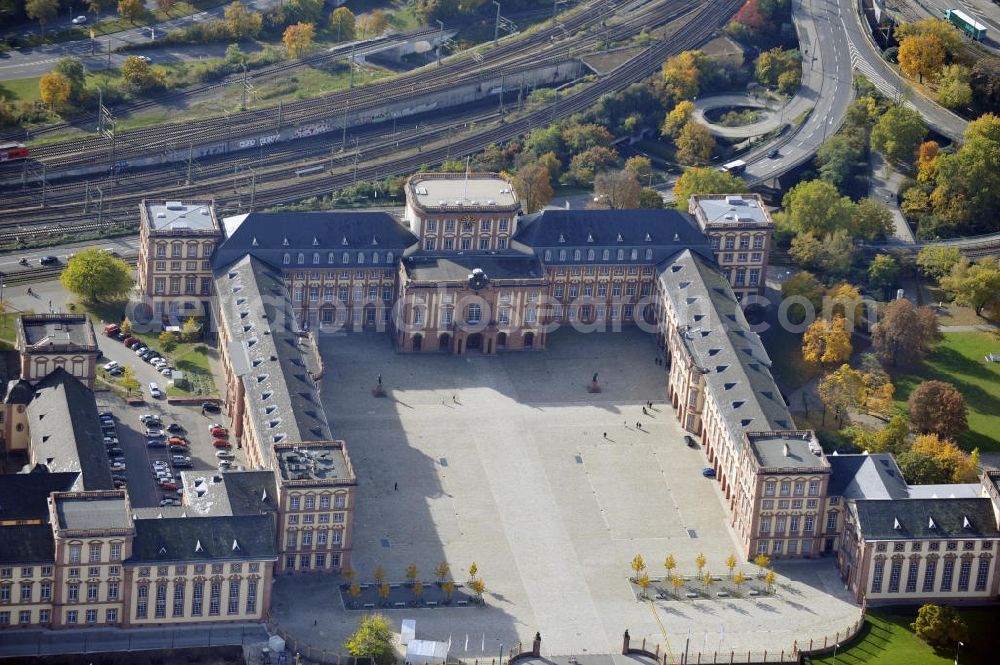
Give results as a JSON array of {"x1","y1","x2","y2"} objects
[
  {"x1": 629, "y1": 552, "x2": 776, "y2": 599},
  {"x1": 341, "y1": 560, "x2": 485, "y2": 605}
]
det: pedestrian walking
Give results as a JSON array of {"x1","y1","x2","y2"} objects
[
  {"x1": 642, "y1": 406, "x2": 648, "y2": 416},
  {"x1": 603, "y1": 432, "x2": 607, "y2": 439},
  {"x1": 394, "y1": 482, "x2": 398, "y2": 491},
  {"x1": 453, "y1": 394, "x2": 457, "y2": 403},
  {"x1": 636, "y1": 421, "x2": 641, "y2": 430}
]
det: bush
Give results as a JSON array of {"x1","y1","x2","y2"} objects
[{"x1": 911, "y1": 604, "x2": 967, "y2": 648}]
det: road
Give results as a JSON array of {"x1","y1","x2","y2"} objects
[
  {"x1": 0, "y1": 0, "x2": 283, "y2": 81},
  {"x1": 902, "y1": 0, "x2": 1000, "y2": 52},
  {"x1": 0, "y1": 235, "x2": 138, "y2": 278}
]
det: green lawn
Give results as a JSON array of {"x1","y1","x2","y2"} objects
[
  {"x1": 809, "y1": 607, "x2": 1000, "y2": 665},
  {"x1": 890, "y1": 331, "x2": 1000, "y2": 452},
  {"x1": 0, "y1": 77, "x2": 42, "y2": 104},
  {"x1": 760, "y1": 323, "x2": 822, "y2": 394}
]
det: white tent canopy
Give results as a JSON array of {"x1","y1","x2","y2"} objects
[{"x1": 405, "y1": 639, "x2": 449, "y2": 665}]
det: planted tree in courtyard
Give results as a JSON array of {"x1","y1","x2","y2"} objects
[
  {"x1": 343, "y1": 564, "x2": 356, "y2": 583},
  {"x1": 377, "y1": 582, "x2": 390, "y2": 605},
  {"x1": 630, "y1": 554, "x2": 646, "y2": 582},
  {"x1": 435, "y1": 561, "x2": 450, "y2": 584},
  {"x1": 344, "y1": 613, "x2": 394, "y2": 665},
  {"x1": 468, "y1": 561, "x2": 478, "y2": 583},
  {"x1": 663, "y1": 555, "x2": 676, "y2": 580},
  {"x1": 412, "y1": 580, "x2": 424, "y2": 602},
  {"x1": 442, "y1": 580, "x2": 455, "y2": 602},
  {"x1": 470, "y1": 578, "x2": 486, "y2": 601},
  {"x1": 908, "y1": 380, "x2": 969, "y2": 440},
  {"x1": 159, "y1": 331, "x2": 178, "y2": 353},
  {"x1": 764, "y1": 569, "x2": 776, "y2": 594},
  {"x1": 637, "y1": 572, "x2": 651, "y2": 599},
  {"x1": 348, "y1": 583, "x2": 361, "y2": 599},
  {"x1": 671, "y1": 573, "x2": 684, "y2": 598},
  {"x1": 405, "y1": 563, "x2": 418, "y2": 586},
  {"x1": 120, "y1": 317, "x2": 133, "y2": 336},
  {"x1": 60, "y1": 248, "x2": 133, "y2": 303},
  {"x1": 725, "y1": 554, "x2": 738, "y2": 579},
  {"x1": 702, "y1": 571, "x2": 714, "y2": 591},
  {"x1": 695, "y1": 553, "x2": 706, "y2": 577},
  {"x1": 733, "y1": 571, "x2": 747, "y2": 595},
  {"x1": 754, "y1": 554, "x2": 771, "y2": 577},
  {"x1": 912, "y1": 603, "x2": 968, "y2": 648},
  {"x1": 182, "y1": 316, "x2": 201, "y2": 342},
  {"x1": 373, "y1": 565, "x2": 385, "y2": 585},
  {"x1": 121, "y1": 365, "x2": 139, "y2": 395}
]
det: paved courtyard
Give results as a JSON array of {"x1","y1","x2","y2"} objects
[{"x1": 271, "y1": 329, "x2": 860, "y2": 661}]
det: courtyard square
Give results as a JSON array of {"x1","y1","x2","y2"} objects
[{"x1": 271, "y1": 328, "x2": 860, "y2": 660}]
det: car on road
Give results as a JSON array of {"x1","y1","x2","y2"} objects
[
  {"x1": 102, "y1": 360, "x2": 120, "y2": 371},
  {"x1": 702, "y1": 467, "x2": 717, "y2": 478},
  {"x1": 39, "y1": 255, "x2": 59, "y2": 265},
  {"x1": 159, "y1": 498, "x2": 181, "y2": 507},
  {"x1": 210, "y1": 426, "x2": 228, "y2": 437},
  {"x1": 684, "y1": 435, "x2": 696, "y2": 448},
  {"x1": 147, "y1": 439, "x2": 166, "y2": 448},
  {"x1": 768, "y1": 149, "x2": 781, "y2": 159},
  {"x1": 202, "y1": 402, "x2": 221, "y2": 413},
  {"x1": 98, "y1": 411, "x2": 113, "y2": 419},
  {"x1": 139, "y1": 414, "x2": 160, "y2": 424},
  {"x1": 72, "y1": 15, "x2": 87, "y2": 24},
  {"x1": 149, "y1": 382, "x2": 162, "y2": 399},
  {"x1": 212, "y1": 439, "x2": 232, "y2": 449}
]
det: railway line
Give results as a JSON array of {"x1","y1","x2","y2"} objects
[
  {"x1": 7, "y1": 0, "x2": 694, "y2": 175},
  {"x1": 0, "y1": 0, "x2": 740, "y2": 245}
]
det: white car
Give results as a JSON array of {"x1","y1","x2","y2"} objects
[
  {"x1": 215, "y1": 450, "x2": 234, "y2": 459},
  {"x1": 137, "y1": 55, "x2": 152, "y2": 63},
  {"x1": 152, "y1": 358, "x2": 168, "y2": 367},
  {"x1": 103, "y1": 361, "x2": 119, "y2": 371},
  {"x1": 160, "y1": 367, "x2": 173, "y2": 376},
  {"x1": 149, "y1": 382, "x2": 162, "y2": 399},
  {"x1": 72, "y1": 15, "x2": 87, "y2": 24}
]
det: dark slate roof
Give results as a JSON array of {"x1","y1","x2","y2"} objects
[
  {"x1": 853, "y1": 498, "x2": 1000, "y2": 540},
  {"x1": 27, "y1": 368, "x2": 113, "y2": 491},
  {"x1": 828, "y1": 454, "x2": 909, "y2": 500},
  {"x1": 215, "y1": 256, "x2": 332, "y2": 446},
  {"x1": 514, "y1": 208, "x2": 712, "y2": 259},
  {"x1": 0, "y1": 472, "x2": 80, "y2": 522},
  {"x1": 214, "y1": 211, "x2": 417, "y2": 270},
  {"x1": 0, "y1": 525, "x2": 55, "y2": 565},
  {"x1": 130, "y1": 514, "x2": 278, "y2": 563},
  {"x1": 219, "y1": 471, "x2": 279, "y2": 515},
  {"x1": 4, "y1": 379, "x2": 34, "y2": 405},
  {"x1": 402, "y1": 250, "x2": 545, "y2": 283}
]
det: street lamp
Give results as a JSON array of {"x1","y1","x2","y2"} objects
[
  {"x1": 832, "y1": 642, "x2": 840, "y2": 665},
  {"x1": 436, "y1": 20, "x2": 445, "y2": 65},
  {"x1": 955, "y1": 640, "x2": 964, "y2": 665},
  {"x1": 493, "y1": 1, "x2": 502, "y2": 45}
]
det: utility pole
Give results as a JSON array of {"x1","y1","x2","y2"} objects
[
  {"x1": 40, "y1": 163, "x2": 46, "y2": 207},
  {"x1": 349, "y1": 42, "x2": 356, "y2": 88},
  {"x1": 107, "y1": 38, "x2": 111, "y2": 70},
  {"x1": 84, "y1": 181, "x2": 90, "y2": 213},
  {"x1": 498, "y1": 74, "x2": 505, "y2": 117},
  {"x1": 240, "y1": 63, "x2": 252, "y2": 111},
  {"x1": 341, "y1": 102, "x2": 350, "y2": 150},
  {"x1": 277, "y1": 101, "x2": 283, "y2": 131},
  {"x1": 493, "y1": 1, "x2": 502, "y2": 45},
  {"x1": 186, "y1": 143, "x2": 194, "y2": 185},
  {"x1": 436, "y1": 20, "x2": 444, "y2": 65},
  {"x1": 95, "y1": 185, "x2": 104, "y2": 230},
  {"x1": 352, "y1": 137, "x2": 360, "y2": 185}
]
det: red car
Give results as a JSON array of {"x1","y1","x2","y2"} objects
[
  {"x1": 159, "y1": 481, "x2": 178, "y2": 491},
  {"x1": 210, "y1": 427, "x2": 228, "y2": 438},
  {"x1": 213, "y1": 439, "x2": 232, "y2": 449},
  {"x1": 168, "y1": 437, "x2": 187, "y2": 447},
  {"x1": 123, "y1": 336, "x2": 135, "y2": 347},
  {"x1": 104, "y1": 323, "x2": 120, "y2": 336}
]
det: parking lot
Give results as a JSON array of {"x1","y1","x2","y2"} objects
[{"x1": 93, "y1": 330, "x2": 241, "y2": 509}]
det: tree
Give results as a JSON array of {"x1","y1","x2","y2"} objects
[
  {"x1": 120, "y1": 317, "x2": 133, "y2": 336},
  {"x1": 871, "y1": 299, "x2": 941, "y2": 366},
  {"x1": 377, "y1": 582, "x2": 390, "y2": 604},
  {"x1": 755, "y1": 48, "x2": 799, "y2": 88},
  {"x1": 373, "y1": 565, "x2": 385, "y2": 584},
  {"x1": 358, "y1": 10, "x2": 387, "y2": 38},
  {"x1": 868, "y1": 254, "x2": 900, "y2": 300},
  {"x1": 854, "y1": 199, "x2": 894, "y2": 241},
  {"x1": 181, "y1": 316, "x2": 200, "y2": 342},
  {"x1": 412, "y1": 580, "x2": 424, "y2": 601},
  {"x1": 469, "y1": 578, "x2": 486, "y2": 600},
  {"x1": 26, "y1": 0, "x2": 58, "y2": 33},
  {"x1": 898, "y1": 33, "x2": 945, "y2": 83},
  {"x1": 916, "y1": 140, "x2": 940, "y2": 183},
  {"x1": 637, "y1": 571, "x2": 651, "y2": 598},
  {"x1": 630, "y1": 554, "x2": 646, "y2": 582},
  {"x1": 88, "y1": 0, "x2": 114, "y2": 19},
  {"x1": 120, "y1": 365, "x2": 139, "y2": 393},
  {"x1": 329, "y1": 6, "x2": 356, "y2": 42},
  {"x1": 664, "y1": 555, "x2": 676, "y2": 578},
  {"x1": 442, "y1": 580, "x2": 455, "y2": 601},
  {"x1": 224, "y1": 1, "x2": 263, "y2": 39},
  {"x1": 781, "y1": 179, "x2": 855, "y2": 236},
  {"x1": 117, "y1": 0, "x2": 143, "y2": 23},
  {"x1": 670, "y1": 573, "x2": 684, "y2": 598},
  {"x1": 593, "y1": 170, "x2": 641, "y2": 209},
  {"x1": 661, "y1": 100, "x2": 694, "y2": 138},
  {"x1": 566, "y1": 146, "x2": 620, "y2": 184},
  {"x1": 913, "y1": 434, "x2": 978, "y2": 482},
  {"x1": 733, "y1": 571, "x2": 747, "y2": 594},
  {"x1": 121, "y1": 55, "x2": 164, "y2": 94},
  {"x1": 468, "y1": 561, "x2": 478, "y2": 581},
  {"x1": 343, "y1": 564, "x2": 356, "y2": 582},
  {"x1": 434, "y1": 561, "x2": 450, "y2": 584},
  {"x1": 802, "y1": 315, "x2": 853, "y2": 366},
  {"x1": 289, "y1": 0, "x2": 324, "y2": 23},
  {"x1": 764, "y1": 569, "x2": 776, "y2": 593},
  {"x1": 562, "y1": 123, "x2": 614, "y2": 155},
  {"x1": 940, "y1": 257, "x2": 1000, "y2": 316},
  {"x1": 348, "y1": 582, "x2": 362, "y2": 599},
  {"x1": 790, "y1": 230, "x2": 856, "y2": 279},
  {"x1": 283, "y1": 22, "x2": 316, "y2": 59},
  {"x1": 912, "y1": 604, "x2": 968, "y2": 648},
  {"x1": 38, "y1": 72, "x2": 72, "y2": 113},
  {"x1": 405, "y1": 563, "x2": 418, "y2": 585},
  {"x1": 53, "y1": 58, "x2": 88, "y2": 105},
  {"x1": 725, "y1": 554, "x2": 738, "y2": 579},
  {"x1": 852, "y1": 414, "x2": 910, "y2": 454},
  {"x1": 863, "y1": 375, "x2": 895, "y2": 416},
  {"x1": 896, "y1": 18, "x2": 963, "y2": 57},
  {"x1": 702, "y1": 571, "x2": 714, "y2": 590},
  {"x1": 639, "y1": 188, "x2": 665, "y2": 209},
  {"x1": 817, "y1": 135, "x2": 865, "y2": 194},
  {"x1": 156, "y1": 0, "x2": 176, "y2": 13},
  {"x1": 897, "y1": 450, "x2": 952, "y2": 484},
  {"x1": 789, "y1": 231, "x2": 826, "y2": 271},
  {"x1": 513, "y1": 161, "x2": 554, "y2": 213},
  {"x1": 753, "y1": 554, "x2": 770, "y2": 577},
  {"x1": 916, "y1": 245, "x2": 961, "y2": 280},
  {"x1": 908, "y1": 380, "x2": 968, "y2": 440},
  {"x1": 536, "y1": 151, "x2": 562, "y2": 183},
  {"x1": 782, "y1": 271, "x2": 825, "y2": 324},
  {"x1": 158, "y1": 330, "x2": 178, "y2": 352},
  {"x1": 937, "y1": 65, "x2": 972, "y2": 110},
  {"x1": 871, "y1": 105, "x2": 927, "y2": 163},
  {"x1": 818, "y1": 364, "x2": 866, "y2": 426},
  {"x1": 695, "y1": 553, "x2": 706, "y2": 575},
  {"x1": 624, "y1": 155, "x2": 652, "y2": 184},
  {"x1": 60, "y1": 248, "x2": 133, "y2": 303},
  {"x1": 674, "y1": 121, "x2": 714, "y2": 164},
  {"x1": 344, "y1": 613, "x2": 394, "y2": 665},
  {"x1": 661, "y1": 50, "x2": 708, "y2": 102},
  {"x1": 672, "y1": 167, "x2": 746, "y2": 207}
]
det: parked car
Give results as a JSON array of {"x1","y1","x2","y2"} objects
[
  {"x1": 173, "y1": 460, "x2": 192, "y2": 469},
  {"x1": 102, "y1": 361, "x2": 119, "y2": 372},
  {"x1": 107, "y1": 447, "x2": 123, "y2": 456},
  {"x1": 167, "y1": 423, "x2": 184, "y2": 433},
  {"x1": 152, "y1": 358, "x2": 168, "y2": 367},
  {"x1": 145, "y1": 428, "x2": 165, "y2": 438},
  {"x1": 149, "y1": 382, "x2": 162, "y2": 399},
  {"x1": 218, "y1": 461, "x2": 232, "y2": 470},
  {"x1": 123, "y1": 337, "x2": 135, "y2": 347},
  {"x1": 159, "y1": 481, "x2": 178, "y2": 491},
  {"x1": 110, "y1": 462, "x2": 126, "y2": 471},
  {"x1": 139, "y1": 414, "x2": 159, "y2": 424},
  {"x1": 215, "y1": 451, "x2": 234, "y2": 460},
  {"x1": 169, "y1": 445, "x2": 187, "y2": 454},
  {"x1": 134, "y1": 345, "x2": 148, "y2": 355},
  {"x1": 104, "y1": 323, "x2": 120, "y2": 336},
  {"x1": 210, "y1": 426, "x2": 228, "y2": 437},
  {"x1": 202, "y1": 402, "x2": 221, "y2": 413},
  {"x1": 159, "y1": 498, "x2": 180, "y2": 507},
  {"x1": 160, "y1": 367, "x2": 173, "y2": 376},
  {"x1": 108, "y1": 367, "x2": 124, "y2": 376},
  {"x1": 71, "y1": 15, "x2": 87, "y2": 24},
  {"x1": 702, "y1": 467, "x2": 717, "y2": 478},
  {"x1": 147, "y1": 440, "x2": 166, "y2": 448},
  {"x1": 212, "y1": 439, "x2": 232, "y2": 449},
  {"x1": 168, "y1": 437, "x2": 186, "y2": 447}
]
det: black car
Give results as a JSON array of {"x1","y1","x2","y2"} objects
[
  {"x1": 167, "y1": 423, "x2": 185, "y2": 433},
  {"x1": 685, "y1": 435, "x2": 697, "y2": 448},
  {"x1": 767, "y1": 149, "x2": 781, "y2": 159},
  {"x1": 39, "y1": 255, "x2": 59, "y2": 265},
  {"x1": 115, "y1": 332, "x2": 126, "y2": 341},
  {"x1": 202, "y1": 402, "x2": 221, "y2": 413}
]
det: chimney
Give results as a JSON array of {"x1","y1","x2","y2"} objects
[{"x1": 783, "y1": 443, "x2": 789, "y2": 457}]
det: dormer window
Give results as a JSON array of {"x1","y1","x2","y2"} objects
[
  {"x1": 616, "y1": 234, "x2": 623, "y2": 243},
  {"x1": 312, "y1": 237, "x2": 319, "y2": 246},
  {"x1": 587, "y1": 234, "x2": 594, "y2": 243},
  {"x1": 342, "y1": 236, "x2": 349, "y2": 246},
  {"x1": 558, "y1": 234, "x2": 565, "y2": 243},
  {"x1": 282, "y1": 237, "x2": 289, "y2": 246}
]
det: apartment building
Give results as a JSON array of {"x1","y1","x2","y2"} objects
[
  {"x1": 14, "y1": 314, "x2": 99, "y2": 389},
  {"x1": 688, "y1": 194, "x2": 774, "y2": 299},
  {"x1": 136, "y1": 200, "x2": 221, "y2": 320}
]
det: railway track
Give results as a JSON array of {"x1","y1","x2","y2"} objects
[
  {"x1": 11, "y1": 0, "x2": 686, "y2": 173},
  {"x1": 0, "y1": 0, "x2": 739, "y2": 243}
]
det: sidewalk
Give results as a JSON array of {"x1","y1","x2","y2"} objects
[{"x1": 869, "y1": 153, "x2": 916, "y2": 244}]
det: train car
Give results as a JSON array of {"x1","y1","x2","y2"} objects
[
  {"x1": 0, "y1": 142, "x2": 29, "y2": 162},
  {"x1": 946, "y1": 8, "x2": 987, "y2": 41}
]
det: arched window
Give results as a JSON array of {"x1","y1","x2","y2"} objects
[
  {"x1": 587, "y1": 249, "x2": 595, "y2": 261},
  {"x1": 327, "y1": 252, "x2": 335, "y2": 263},
  {"x1": 645, "y1": 248, "x2": 653, "y2": 260},
  {"x1": 296, "y1": 253, "x2": 305, "y2": 265},
  {"x1": 559, "y1": 249, "x2": 567, "y2": 261},
  {"x1": 630, "y1": 249, "x2": 638, "y2": 261},
  {"x1": 617, "y1": 249, "x2": 624, "y2": 261},
  {"x1": 283, "y1": 253, "x2": 291, "y2": 265},
  {"x1": 372, "y1": 252, "x2": 380, "y2": 264},
  {"x1": 544, "y1": 250, "x2": 552, "y2": 262},
  {"x1": 357, "y1": 252, "x2": 365, "y2": 264},
  {"x1": 386, "y1": 252, "x2": 394, "y2": 264},
  {"x1": 573, "y1": 249, "x2": 581, "y2": 261},
  {"x1": 602, "y1": 249, "x2": 610, "y2": 261},
  {"x1": 312, "y1": 253, "x2": 320, "y2": 264}
]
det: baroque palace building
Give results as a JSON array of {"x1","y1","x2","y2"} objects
[{"x1": 2, "y1": 172, "x2": 997, "y2": 634}]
